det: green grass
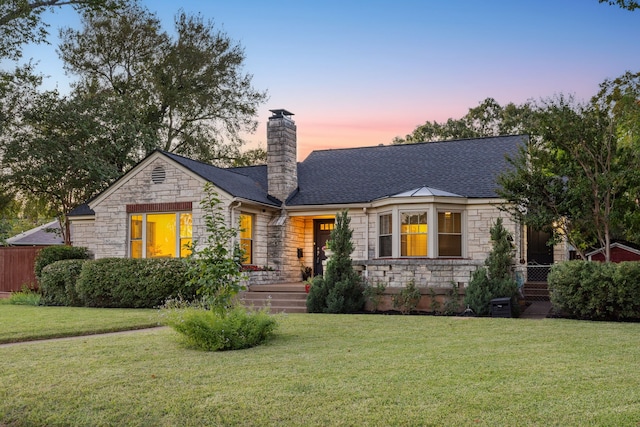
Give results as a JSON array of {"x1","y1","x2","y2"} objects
[
  {"x1": 0, "y1": 305, "x2": 159, "y2": 343},
  {"x1": 1, "y1": 311, "x2": 640, "y2": 426}
]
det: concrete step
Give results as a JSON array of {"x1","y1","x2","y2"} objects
[{"x1": 238, "y1": 283, "x2": 309, "y2": 314}]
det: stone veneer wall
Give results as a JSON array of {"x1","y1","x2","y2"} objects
[{"x1": 71, "y1": 157, "x2": 208, "y2": 258}]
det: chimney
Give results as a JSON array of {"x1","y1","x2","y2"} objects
[{"x1": 267, "y1": 109, "x2": 297, "y2": 203}]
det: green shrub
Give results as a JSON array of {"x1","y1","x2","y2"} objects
[
  {"x1": 3, "y1": 286, "x2": 41, "y2": 306},
  {"x1": 76, "y1": 258, "x2": 195, "y2": 308},
  {"x1": 548, "y1": 260, "x2": 640, "y2": 321},
  {"x1": 40, "y1": 259, "x2": 87, "y2": 306},
  {"x1": 34, "y1": 246, "x2": 91, "y2": 279},
  {"x1": 464, "y1": 219, "x2": 519, "y2": 316},
  {"x1": 306, "y1": 210, "x2": 365, "y2": 313},
  {"x1": 163, "y1": 304, "x2": 278, "y2": 351},
  {"x1": 363, "y1": 281, "x2": 386, "y2": 312},
  {"x1": 392, "y1": 280, "x2": 421, "y2": 314}
]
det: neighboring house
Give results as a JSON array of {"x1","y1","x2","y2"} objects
[
  {"x1": 586, "y1": 241, "x2": 640, "y2": 263},
  {"x1": 68, "y1": 109, "x2": 553, "y2": 288},
  {"x1": 1, "y1": 221, "x2": 63, "y2": 294}
]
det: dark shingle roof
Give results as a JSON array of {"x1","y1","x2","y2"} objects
[
  {"x1": 162, "y1": 151, "x2": 280, "y2": 206},
  {"x1": 287, "y1": 135, "x2": 525, "y2": 205},
  {"x1": 68, "y1": 135, "x2": 525, "y2": 215}
]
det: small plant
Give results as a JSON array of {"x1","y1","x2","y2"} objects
[
  {"x1": 363, "y1": 281, "x2": 386, "y2": 312},
  {"x1": 392, "y1": 280, "x2": 421, "y2": 314},
  {"x1": 443, "y1": 282, "x2": 461, "y2": 315},
  {"x1": 186, "y1": 182, "x2": 247, "y2": 314},
  {"x1": 3, "y1": 285, "x2": 41, "y2": 306},
  {"x1": 428, "y1": 287, "x2": 441, "y2": 314},
  {"x1": 162, "y1": 302, "x2": 278, "y2": 351},
  {"x1": 300, "y1": 264, "x2": 312, "y2": 281}
]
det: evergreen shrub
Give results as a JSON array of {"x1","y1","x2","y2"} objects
[
  {"x1": 40, "y1": 259, "x2": 87, "y2": 306},
  {"x1": 76, "y1": 258, "x2": 195, "y2": 308},
  {"x1": 548, "y1": 260, "x2": 640, "y2": 320},
  {"x1": 34, "y1": 245, "x2": 91, "y2": 279}
]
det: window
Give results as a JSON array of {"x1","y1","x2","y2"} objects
[
  {"x1": 401, "y1": 212, "x2": 428, "y2": 256},
  {"x1": 379, "y1": 213, "x2": 392, "y2": 257},
  {"x1": 438, "y1": 211, "x2": 462, "y2": 257},
  {"x1": 239, "y1": 213, "x2": 253, "y2": 265},
  {"x1": 129, "y1": 212, "x2": 192, "y2": 258}
]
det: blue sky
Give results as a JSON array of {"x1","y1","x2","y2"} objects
[{"x1": 16, "y1": 0, "x2": 640, "y2": 160}]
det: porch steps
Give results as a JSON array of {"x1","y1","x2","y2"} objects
[
  {"x1": 238, "y1": 283, "x2": 308, "y2": 314},
  {"x1": 523, "y1": 282, "x2": 550, "y2": 301}
]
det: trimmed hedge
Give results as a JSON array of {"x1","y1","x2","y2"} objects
[
  {"x1": 548, "y1": 260, "x2": 640, "y2": 321},
  {"x1": 75, "y1": 258, "x2": 196, "y2": 308},
  {"x1": 34, "y1": 246, "x2": 92, "y2": 279},
  {"x1": 40, "y1": 259, "x2": 87, "y2": 306}
]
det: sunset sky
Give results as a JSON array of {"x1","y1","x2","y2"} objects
[{"x1": 18, "y1": 0, "x2": 640, "y2": 160}]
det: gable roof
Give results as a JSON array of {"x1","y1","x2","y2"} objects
[
  {"x1": 6, "y1": 221, "x2": 64, "y2": 246},
  {"x1": 68, "y1": 135, "x2": 525, "y2": 216},
  {"x1": 161, "y1": 151, "x2": 280, "y2": 207},
  {"x1": 287, "y1": 135, "x2": 525, "y2": 205}
]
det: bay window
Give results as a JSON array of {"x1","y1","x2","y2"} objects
[
  {"x1": 401, "y1": 212, "x2": 428, "y2": 256},
  {"x1": 438, "y1": 211, "x2": 462, "y2": 257},
  {"x1": 379, "y1": 213, "x2": 392, "y2": 257}
]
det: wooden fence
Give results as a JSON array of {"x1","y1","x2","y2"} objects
[{"x1": 0, "y1": 246, "x2": 44, "y2": 293}]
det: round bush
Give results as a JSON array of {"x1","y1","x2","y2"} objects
[
  {"x1": 39, "y1": 259, "x2": 87, "y2": 306},
  {"x1": 35, "y1": 246, "x2": 91, "y2": 279}
]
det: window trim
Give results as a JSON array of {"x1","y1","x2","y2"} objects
[
  {"x1": 128, "y1": 211, "x2": 192, "y2": 259},
  {"x1": 436, "y1": 210, "x2": 463, "y2": 258},
  {"x1": 239, "y1": 213, "x2": 254, "y2": 265},
  {"x1": 400, "y1": 210, "x2": 429, "y2": 257},
  {"x1": 378, "y1": 212, "x2": 393, "y2": 258}
]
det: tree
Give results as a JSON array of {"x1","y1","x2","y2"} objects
[
  {"x1": 498, "y1": 73, "x2": 640, "y2": 261},
  {"x1": 0, "y1": 0, "x2": 126, "y2": 60},
  {"x1": 598, "y1": 0, "x2": 640, "y2": 10},
  {"x1": 306, "y1": 210, "x2": 365, "y2": 313},
  {"x1": 392, "y1": 98, "x2": 534, "y2": 144},
  {"x1": 464, "y1": 218, "x2": 519, "y2": 316},
  {"x1": 58, "y1": 4, "x2": 267, "y2": 163},
  {"x1": 1, "y1": 89, "x2": 125, "y2": 243},
  {"x1": 186, "y1": 183, "x2": 246, "y2": 315}
]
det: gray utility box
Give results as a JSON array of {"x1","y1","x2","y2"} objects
[{"x1": 491, "y1": 297, "x2": 512, "y2": 318}]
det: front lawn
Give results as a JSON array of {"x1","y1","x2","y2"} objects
[
  {"x1": 0, "y1": 305, "x2": 159, "y2": 343},
  {"x1": 1, "y1": 311, "x2": 639, "y2": 426}
]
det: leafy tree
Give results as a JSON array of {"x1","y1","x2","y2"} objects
[
  {"x1": 498, "y1": 73, "x2": 640, "y2": 260},
  {"x1": 186, "y1": 183, "x2": 246, "y2": 315},
  {"x1": 0, "y1": 0, "x2": 126, "y2": 60},
  {"x1": 306, "y1": 210, "x2": 365, "y2": 313},
  {"x1": 58, "y1": 3, "x2": 267, "y2": 163},
  {"x1": 464, "y1": 218, "x2": 519, "y2": 316},
  {"x1": 1, "y1": 89, "x2": 122, "y2": 243},
  {"x1": 232, "y1": 147, "x2": 267, "y2": 167},
  {"x1": 598, "y1": 0, "x2": 640, "y2": 10},
  {"x1": 392, "y1": 98, "x2": 534, "y2": 144}
]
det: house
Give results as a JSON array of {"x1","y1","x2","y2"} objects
[
  {"x1": 586, "y1": 241, "x2": 640, "y2": 263},
  {"x1": 1, "y1": 221, "x2": 63, "y2": 295},
  {"x1": 68, "y1": 109, "x2": 550, "y2": 289}
]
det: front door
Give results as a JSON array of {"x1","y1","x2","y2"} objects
[
  {"x1": 313, "y1": 219, "x2": 335, "y2": 276},
  {"x1": 527, "y1": 228, "x2": 554, "y2": 282}
]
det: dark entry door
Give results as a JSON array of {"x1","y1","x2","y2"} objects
[
  {"x1": 527, "y1": 228, "x2": 553, "y2": 282},
  {"x1": 313, "y1": 219, "x2": 335, "y2": 276}
]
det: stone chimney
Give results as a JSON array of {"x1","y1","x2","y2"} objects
[{"x1": 267, "y1": 109, "x2": 298, "y2": 203}]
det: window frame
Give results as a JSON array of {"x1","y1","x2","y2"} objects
[
  {"x1": 400, "y1": 210, "x2": 428, "y2": 257},
  {"x1": 378, "y1": 212, "x2": 393, "y2": 257},
  {"x1": 128, "y1": 211, "x2": 192, "y2": 259},
  {"x1": 238, "y1": 213, "x2": 254, "y2": 265},
  {"x1": 437, "y1": 210, "x2": 463, "y2": 258}
]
